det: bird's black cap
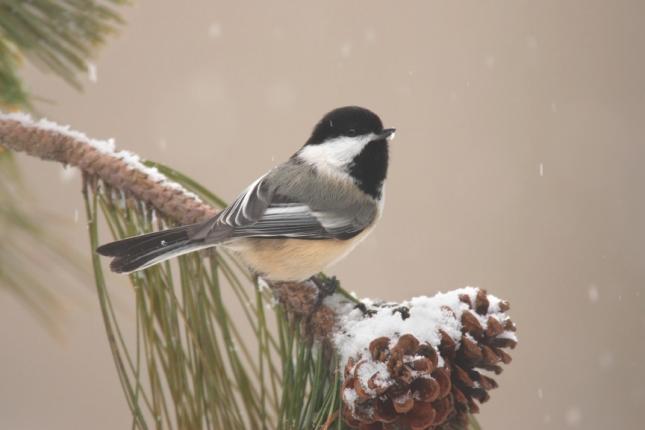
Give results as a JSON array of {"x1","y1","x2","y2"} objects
[{"x1": 306, "y1": 106, "x2": 384, "y2": 145}]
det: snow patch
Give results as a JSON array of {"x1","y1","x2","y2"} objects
[{"x1": 330, "y1": 287, "x2": 513, "y2": 368}]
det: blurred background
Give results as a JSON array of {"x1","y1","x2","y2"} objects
[{"x1": 1, "y1": 0, "x2": 644, "y2": 429}]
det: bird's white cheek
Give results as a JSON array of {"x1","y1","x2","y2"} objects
[{"x1": 297, "y1": 135, "x2": 374, "y2": 171}]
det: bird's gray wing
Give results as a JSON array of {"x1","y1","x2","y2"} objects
[
  {"x1": 233, "y1": 202, "x2": 368, "y2": 239},
  {"x1": 190, "y1": 174, "x2": 372, "y2": 242}
]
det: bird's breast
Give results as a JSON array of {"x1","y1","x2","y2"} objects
[{"x1": 225, "y1": 227, "x2": 375, "y2": 282}]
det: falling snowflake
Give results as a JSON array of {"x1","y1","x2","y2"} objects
[
  {"x1": 208, "y1": 22, "x2": 222, "y2": 39},
  {"x1": 587, "y1": 285, "x2": 600, "y2": 303},
  {"x1": 340, "y1": 42, "x2": 352, "y2": 58},
  {"x1": 565, "y1": 407, "x2": 582, "y2": 427},
  {"x1": 87, "y1": 62, "x2": 98, "y2": 83}
]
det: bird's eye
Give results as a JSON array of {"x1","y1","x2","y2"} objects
[{"x1": 347, "y1": 129, "x2": 357, "y2": 136}]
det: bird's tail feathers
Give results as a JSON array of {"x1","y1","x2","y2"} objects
[{"x1": 97, "y1": 225, "x2": 208, "y2": 273}]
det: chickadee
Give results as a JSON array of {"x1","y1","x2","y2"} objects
[{"x1": 97, "y1": 106, "x2": 395, "y2": 282}]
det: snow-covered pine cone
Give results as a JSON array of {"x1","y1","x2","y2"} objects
[{"x1": 338, "y1": 288, "x2": 516, "y2": 430}]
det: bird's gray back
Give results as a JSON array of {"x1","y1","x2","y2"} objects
[{"x1": 266, "y1": 159, "x2": 379, "y2": 229}]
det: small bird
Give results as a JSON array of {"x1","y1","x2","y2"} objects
[{"x1": 97, "y1": 106, "x2": 395, "y2": 283}]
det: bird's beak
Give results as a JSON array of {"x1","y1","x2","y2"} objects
[{"x1": 378, "y1": 128, "x2": 396, "y2": 140}]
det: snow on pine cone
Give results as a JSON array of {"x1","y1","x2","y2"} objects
[{"x1": 336, "y1": 288, "x2": 516, "y2": 430}]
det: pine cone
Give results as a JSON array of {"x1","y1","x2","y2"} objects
[
  {"x1": 338, "y1": 288, "x2": 516, "y2": 430},
  {"x1": 441, "y1": 290, "x2": 516, "y2": 426}
]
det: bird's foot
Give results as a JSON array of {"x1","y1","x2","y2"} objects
[
  {"x1": 311, "y1": 273, "x2": 340, "y2": 300},
  {"x1": 354, "y1": 302, "x2": 377, "y2": 317}
]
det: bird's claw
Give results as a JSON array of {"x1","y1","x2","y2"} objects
[{"x1": 311, "y1": 273, "x2": 340, "y2": 298}]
